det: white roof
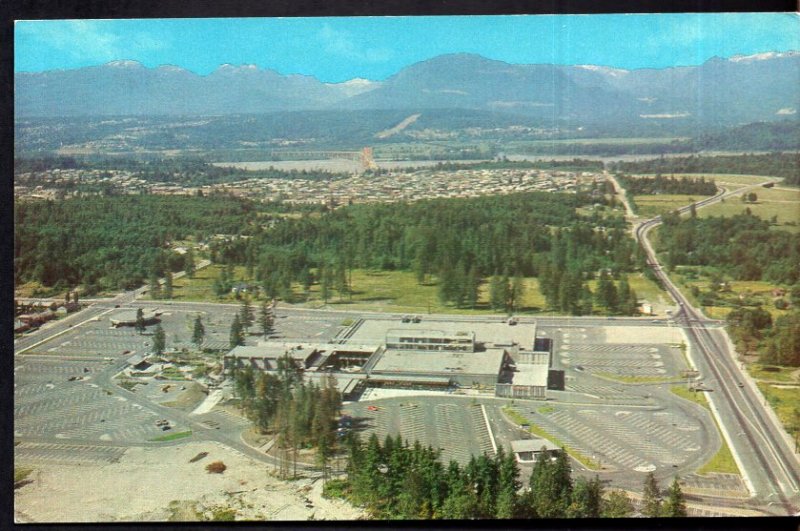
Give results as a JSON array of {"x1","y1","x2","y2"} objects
[{"x1": 511, "y1": 438, "x2": 561, "y2": 453}]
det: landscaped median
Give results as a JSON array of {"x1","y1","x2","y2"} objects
[
  {"x1": 149, "y1": 430, "x2": 193, "y2": 442},
  {"x1": 501, "y1": 406, "x2": 601, "y2": 471},
  {"x1": 669, "y1": 386, "x2": 740, "y2": 475},
  {"x1": 595, "y1": 372, "x2": 683, "y2": 385}
]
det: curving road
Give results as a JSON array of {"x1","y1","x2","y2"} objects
[{"x1": 635, "y1": 179, "x2": 800, "y2": 515}]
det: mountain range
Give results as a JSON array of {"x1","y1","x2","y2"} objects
[{"x1": 15, "y1": 52, "x2": 799, "y2": 128}]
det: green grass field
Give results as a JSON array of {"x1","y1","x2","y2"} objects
[
  {"x1": 676, "y1": 276, "x2": 792, "y2": 320},
  {"x1": 171, "y1": 264, "x2": 251, "y2": 302},
  {"x1": 669, "y1": 386, "x2": 741, "y2": 475},
  {"x1": 756, "y1": 383, "x2": 800, "y2": 437},
  {"x1": 747, "y1": 364, "x2": 800, "y2": 383},
  {"x1": 633, "y1": 194, "x2": 703, "y2": 218},
  {"x1": 698, "y1": 190, "x2": 800, "y2": 232},
  {"x1": 632, "y1": 173, "x2": 775, "y2": 189},
  {"x1": 169, "y1": 265, "x2": 667, "y2": 317}
]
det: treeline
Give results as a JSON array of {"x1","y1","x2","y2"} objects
[
  {"x1": 727, "y1": 308, "x2": 800, "y2": 366},
  {"x1": 693, "y1": 120, "x2": 800, "y2": 152},
  {"x1": 616, "y1": 174, "x2": 717, "y2": 196},
  {"x1": 657, "y1": 212, "x2": 800, "y2": 284},
  {"x1": 14, "y1": 195, "x2": 267, "y2": 292},
  {"x1": 330, "y1": 433, "x2": 686, "y2": 519},
  {"x1": 378, "y1": 158, "x2": 604, "y2": 174},
  {"x1": 513, "y1": 141, "x2": 692, "y2": 157},
  {"x1": 609, "y1": 153, "x2": 800, "y2": 185},
  {"x1": 232, "y1": 363, "x2": 342, "y2": 476},
  {"x1": 15, "y1": 156, "x2": 350, "y2": 186},
  {"x1": 209, "y1": 191, "x2": 639, "y2": 312}
]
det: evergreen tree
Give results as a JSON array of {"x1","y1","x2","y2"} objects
[
  {"x1": 489, "y1": 273, "x2": 507, "y2": 311},
  {"x1": 229, "y1": 314, "x2": 245, "y2": 348},
  {"x1": 320, "y1": 264, "x2": 332, "y2": 304},
  {"x1": 596, "y1": 271, "x2": 619, "y2": 314},
  {"x1": 529, "y1": 447, "x2": 572, "y2": 518},
  {"x1": 579, "y1": 282, "x2": 594, "y2": 315},
  {"x1": 240, "y1": 296, "x2": 254, "y2": 333},
  {"x1": 602, "y1": 489, "x2": 634, "y2": 518},
  {"x1": 149, "y1": 272, "x2": 161, "y2": 300},
  {"x1": 299, "y1": 266, "x2": 312, "y2": 294},
  {"x1": 184, "y1": 248, "x2": 196, "y2": 278},
  {"x1": 192, "y1": 314, "x2": 205, "y2": 348},
  {"x1": 335, "y1": 259, "x2": 350, "y2": 300},
  {"x1": 641, "y1": 472, "x2": 662, "y2": 517},
  {"x1": 152, "y1": 324, "x2": 166, "y2": 356},
  {"x1": 509, "y1": 274, "x2": 525, "y2": 313},
  {"x1": 495, "y1": 446, "x2": 520, "y2": 518},
  {"x1": 465, "y1": 265, "x2": 481, "y2": 309},
  {"x1": 567, "y1": 475, "x2": 603, "y2": 518},
  {"x1": 663, "y1": 477, "x2": 687, "y2": 517},
  {"x1": 259, "y1": 300, "x2": 274, "y2": 339},
  {"x1": 163, "y1": 270, "x2": 173, "y2": 299},
  {"x1": 135, "y1": 308, "x2": 146, "y2": 334}
]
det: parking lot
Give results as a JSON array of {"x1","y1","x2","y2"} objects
[
  {"x1": 506, "y1": 403, "x2": 707, "y2": 472},
  {"x1": 16, "y1": 441, "x2": 129, "y2": 466},
  {"x1": 554, "y1": 326, "x2": 687, "y2": 378},
  {"x1": 14, "y1": 358, "x2": 188, "y2": 444},
  {"x1": 344, "y1": 396, "x2": 495, "y2": 465},
  {"x1": 23, "y1": 306, "x2": 350, "y2": 359}
]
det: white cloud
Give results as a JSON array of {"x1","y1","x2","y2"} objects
[
  {"x1": 318, "y1": 24, "x2": 391, "y2": 63},
  {"x1": 17, "y1": 20, "x2": 166, "y2": 63}
]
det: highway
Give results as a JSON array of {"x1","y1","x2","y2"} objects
[{"x1": 635, "y1": 179, "x2": 800, "y2": 515}]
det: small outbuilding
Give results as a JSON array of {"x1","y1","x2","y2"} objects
[{"x1": 510, "y1": 438, "x2": 562, "y2": 463}]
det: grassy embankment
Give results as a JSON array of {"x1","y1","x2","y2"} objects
[
  {"x1": 502, "y1": 406, "x2": 601, "y2": 471},
  {"x1": 669, "y1": 386, "x2": 740, "y2": 475}
]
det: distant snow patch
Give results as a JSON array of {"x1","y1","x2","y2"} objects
[{"x1": 639, "y1": 112, "x2": 691, "y2": 119}]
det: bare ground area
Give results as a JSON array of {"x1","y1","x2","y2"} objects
[{"x1": 14, "y1": 441, "x2": 364, "y2": 523}]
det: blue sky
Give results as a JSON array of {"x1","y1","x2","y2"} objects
[{"x1": 14, "y1": 14, "x2": 799, "y2": 82}]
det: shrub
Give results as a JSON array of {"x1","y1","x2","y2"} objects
[
  {"x1": 189, "y1": 452, "x2": 208, "y2": 463},
  {"x1": 206, "y1": 461, "x2": 227, "y2": 474}
]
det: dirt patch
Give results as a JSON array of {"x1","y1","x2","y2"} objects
[
  {"x1": 160, "y1": 381, "x2": 206, "y2": 409},
  {"x1": 14, "y1": 441, "x2": 364, "y2": 522}
]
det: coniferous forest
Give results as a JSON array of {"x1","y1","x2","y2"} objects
[
  {"x1": 16, "y1": 190, "x2": 642, "y2": 314},
  {"x1": 325, "y1": 433, "x2": 684, "y2": 519}
]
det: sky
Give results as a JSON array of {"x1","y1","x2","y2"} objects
[{"x1": 14, "y1": 13, "x2": 799, "y2": 82}]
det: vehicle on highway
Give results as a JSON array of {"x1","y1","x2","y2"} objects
[
  {"x1": 367, "y1": 405, "x2": 379, "y2": 411},
  {"x1": 574, "y1": 366, "x2": 584, "y2": 372}
]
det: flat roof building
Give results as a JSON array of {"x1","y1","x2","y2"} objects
[
  {"x1": 510, "y1": 438, "x2": 562, "y2": 463},
  {"x1": 110, "y1": 309, "x2": 161, "y2": 327},
  {"x1": 370, "y1": 347, "x2": 508, "y2": 387},
  {"x1": 385, "y1": 329, "x2": 475, "y2": 352}
]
